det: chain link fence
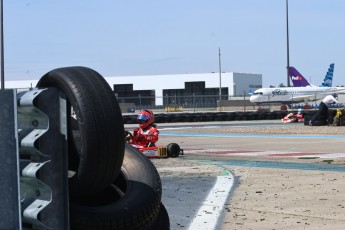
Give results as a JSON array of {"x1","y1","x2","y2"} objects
[{"x1": 116, "y1": 94, "x2": 334, "y2": 114}]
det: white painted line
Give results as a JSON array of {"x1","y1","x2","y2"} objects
[
  {"x1": 159, "y1": 127, "x2": 193, "y2": 130},
  {"x1": 298, "y1": 153, "x2": 345, "y2": 159},
  {"x1": 188, "y1": 171, "x2": 234, "y2": 230}
]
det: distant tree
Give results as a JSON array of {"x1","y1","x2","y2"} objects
[
  {"x1": 269, "y1": 85, "x2": 275, "y2": 88},
  {"x1": 278, "y1": 83, "x2": 286, "y2": 87}
]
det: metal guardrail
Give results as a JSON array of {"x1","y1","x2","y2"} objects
[{"x1": 0, "y1": 88, "x2": 69, "y2": 229}]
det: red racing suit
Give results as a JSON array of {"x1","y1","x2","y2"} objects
[{"x1": 130, "y1": 125, "x2": 159, "y2": 147}]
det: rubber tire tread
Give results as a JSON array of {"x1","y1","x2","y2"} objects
[
  {"x1": 167, "y1": 143, "x2": 180, "y2": 158},
  {"x1": 36, "y1": 66, "x2": 125, "y2": 196},
  {"x1": 69, "y1": 144, "x2": 162, "y2": 230},
  {"x1": 150, "y1": 203, "x2": 170, "y2": 230}
]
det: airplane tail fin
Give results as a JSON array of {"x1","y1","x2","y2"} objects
[
  {"x1": 289, "y1": 67, "x2": 312, "y2": 87},
  {"x1": 320, "y1": 63, "x2": 334, "y2": 87}
]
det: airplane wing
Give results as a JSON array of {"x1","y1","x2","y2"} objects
[
  {"x1": 292, "y1": 95, "x2": 316, "y2": 102},
  {"x1": 334, "y1": 87, "x2": 345, "y2": 93},
  {"x1": 293, "y1": 88, "x2": 345, "y2": 102}
]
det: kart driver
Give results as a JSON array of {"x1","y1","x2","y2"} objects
[
  {"x1": 129, "y1": 109, "x2": 159, "y2": 147},
  {"x1": 309, "y1": 93, "x2": 340, "y2": 125}
]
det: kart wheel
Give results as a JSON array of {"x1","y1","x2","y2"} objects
[
  {"x1": 36, "y1": 66, "x2": 125, "y2": 196},
  {"x1": 167, "y1": 143, "x2": 180, "y2": 158},
  {"x1": 150, "y1": 202, "x2": 170, "y2": 230},
  {"x1": 69, "y1": 144, "x2": 162, "y2": 230}
]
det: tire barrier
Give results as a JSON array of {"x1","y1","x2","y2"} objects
[
  {"x1": 123, "y1": 111, "x2": 293, "y2": 124},
  {"x1": 2, "y1": 67, "x2": 168, "y2": 228},
  {"x1": 304, "y1": 116, "x2": 328, "y2": 126},
  {"x1": 34, "y1": 67, "x2": 165, "y2": 228}
]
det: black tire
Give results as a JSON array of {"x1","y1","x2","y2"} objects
[
  {"x1": 69, "y1": 144, "x2": 162, "y2": 230},
  {"x1": 327, "y1": 114, "x2": 334, "y2": 125},
  {"x1": 167, "y1": 143, "x2": 180, "y2": 158},
  {"x1": 150, "y1": 203, "x2": 170, "y2": 230},
  {"x1": 36, "y1": 66, "x2": 125, "y2": 196},
  {"x1": 304, "y1": 116, "x2": 311, "y2": 126},
  {"x1": 305, "y1": 115, "x2": 328, "y2": 126},
  {"x1": 313, "y1": 120, "x2": 328, "y2": 126}
]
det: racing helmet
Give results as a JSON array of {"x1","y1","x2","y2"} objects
[{"x1": 137, "y1": 109, "x2": 155, "y2": 129}]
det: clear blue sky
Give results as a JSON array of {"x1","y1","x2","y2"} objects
[{"x1": 3, "y1": 0, "x2": 345, "y2": 87}]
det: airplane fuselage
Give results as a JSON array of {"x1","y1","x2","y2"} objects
[{"x1": 249, "y1": 86, "x2": 344, "y2": 104}]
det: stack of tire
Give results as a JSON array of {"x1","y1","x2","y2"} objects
[{"x1": 37, "y1": 67, "x2": 169, "y2": 230}]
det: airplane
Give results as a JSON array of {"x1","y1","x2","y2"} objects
[
  {"x1": 289, "y1": 63, "x2": 334, "y2": 87},
  {"x1": 250, "y1": 64, "x2": 341, "y2": 105},
  {"x1": 249, "y1": 81, "x2": 344, "y2": 105},
  {"x1": 249, "y1": 86, "x2": 345, "y2": 105}
]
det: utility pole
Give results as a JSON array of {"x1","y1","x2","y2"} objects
[
  {"x1": 286, "y1": 0, "x2": 290, "y2": 87},
  {"x1": 218, "y1": 47, "x2": 222, "y2": 101}
]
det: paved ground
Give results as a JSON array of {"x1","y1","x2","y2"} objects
[{"x1": 137, "y1": 121, "x2": 345, "y2": 230}]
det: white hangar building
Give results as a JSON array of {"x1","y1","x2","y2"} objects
[
  {"x1": 5, "y1": 72, "x2": 262, "y2": 106},
  {"x1": 105, "y1": 72, "x2": 262, "y2": 106}
]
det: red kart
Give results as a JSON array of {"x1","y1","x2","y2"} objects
[
  {"x1": 281, "y1": 112, "x2": 304, "y2": 123},
  {"x1": 125, "y1": 131, "x2": 183, "y2": 158}
]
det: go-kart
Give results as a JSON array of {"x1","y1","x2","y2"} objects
[
  {"x1": 281, "y1": 112, "x2": 304, "y2": 123},
  {"x1": 125, "y1": 131, "x2": 183, "y2": 158}
]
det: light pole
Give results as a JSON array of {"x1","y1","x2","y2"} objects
[
  {"x1": 218, "y1": 48, "x2": 222, "y2": 101},
  {"x1": 286, "y1": 0, "x2": 290, "y2": 87}
]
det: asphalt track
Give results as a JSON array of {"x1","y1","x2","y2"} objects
[{"x1": 125, "y1": 121, "x2": 345, "y2": 230}]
